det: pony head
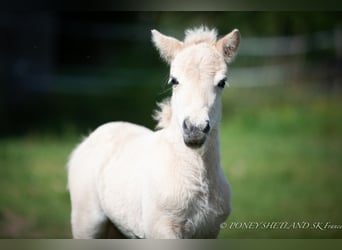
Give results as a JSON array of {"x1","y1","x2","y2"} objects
[{"x1": 152, "y1": 26, "x2": 240, "y2": 148}]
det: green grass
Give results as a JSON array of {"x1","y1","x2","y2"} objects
[
  {"x1": 0, "y1": 135, "x2": 77, "y2": 238},
  {"x1": 218, "y1": 85, "x2": 342, "y2": 238},
  {"x1": 0, "y1": 84, "x2": 341, "y2": 238}
]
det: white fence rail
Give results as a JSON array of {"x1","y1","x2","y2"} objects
[
  {"x1": 231, "y1": 28, "x2": 342, "y2": 87},
  {"x1": 239, "y1": 29, "x2": 342, "y2": 56}
]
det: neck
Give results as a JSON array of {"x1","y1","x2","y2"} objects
[
  {"x1": 202, "y1": 126, "x2": 221, "y2": 172},
  {"x1": 162, "y1": 118, "x2": 221, "y2": 171}
]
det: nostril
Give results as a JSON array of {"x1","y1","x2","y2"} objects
[
  {"x1": 203, "y1": 121, "x2": 210, "y2": 134},
  {"x1": 183, "y1": 118, "x2": 191, "y2": 132}
]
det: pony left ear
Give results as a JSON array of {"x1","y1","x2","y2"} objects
[
  {"x1": 151, "y1": 29, "x2": 183, "y2": 64},
  {"x1": 216, "y1": 29, "x2": 241, "y2": 64}
]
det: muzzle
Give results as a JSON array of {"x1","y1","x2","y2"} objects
[{"x1": 182, "y1": 117, "x2": 210, "y2": 148}]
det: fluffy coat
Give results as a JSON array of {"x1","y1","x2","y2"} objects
[{"x1": 67, "y1": 26, "x2": 240, "y2": 238}]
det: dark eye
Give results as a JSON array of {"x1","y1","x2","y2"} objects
[
  {"x1": 217, "y1": 78, "x2": 227, "y2": 89},
  {"x1": 168, "y1": 77, "x2": 179, "y2": 86}
]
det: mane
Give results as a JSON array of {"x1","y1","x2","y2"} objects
[
  {"x1": 184, "y1": 26, "x2": 218, "y2": 46},
  {"x1": 153, "y1": 98, "x2": 172, "y2": 130}
]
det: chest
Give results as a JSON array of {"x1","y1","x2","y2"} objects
[
  {"x1": 182, "y1": 181, "x2": 229, "y2": 238},
  {"x1": 157, "y1": 168, "x2": 228, "y2": 238}
]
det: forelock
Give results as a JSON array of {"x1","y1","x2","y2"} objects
[{"x1": 184, "y1": 26, "x2": 218, "y2": 46}]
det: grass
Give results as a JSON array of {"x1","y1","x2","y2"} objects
[
  {"x1": 0, "y1": 84, "x2": 341, "y2": 238},
  {"x1": 219, "y1": 85, "x2": 342, "y2": 238},
  {"x1": 0, "y1": 135, "x2": 77, "y2": 238}
]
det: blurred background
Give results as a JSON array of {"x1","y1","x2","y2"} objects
[{"x1": 0, "y1": 12, "x2": 341, "y2": 238}]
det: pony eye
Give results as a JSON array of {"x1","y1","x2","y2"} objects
[
  {"x1": 168, "y1": 77, "x2": 179, "y2": 86},
  {"x1": 217, "y1": 78, "x2": 227, "y2": 89}
]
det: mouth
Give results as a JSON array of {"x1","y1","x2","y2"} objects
[{"x1": 183, "y1": 136, "x2": 206, "y2": 148}]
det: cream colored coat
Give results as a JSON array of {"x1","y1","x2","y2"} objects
[{"x1": 67, "y1": 26, "x2": 240, "y2": 239}]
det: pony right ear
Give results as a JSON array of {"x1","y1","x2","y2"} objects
[{"x1": 151, "y1": 29, "x2": 183, "y2": 64}]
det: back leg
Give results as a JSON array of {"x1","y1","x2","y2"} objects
[
  {"x1": 71, "y1": 207, "x2": 128, "y2": 238},
  {"x1": 71, "y1": 203, "x2": 109, "y2": 239},
  {"x1": 70, "y1": 189, "x2": 128, "y2": 239}
]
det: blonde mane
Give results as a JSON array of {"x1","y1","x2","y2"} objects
[
  {"x1": 153, "y1": 98, "x2": 172, "y2": 129},
  {"x1": 184, "y1": 26, "x2": 218, "y2": 46}
]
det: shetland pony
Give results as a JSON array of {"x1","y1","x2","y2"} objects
[{"x1": 67, "y1": 26, "x2": 240, "y2": 238}]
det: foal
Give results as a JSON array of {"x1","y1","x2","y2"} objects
[{"x1": 67, "y1": 26, "x2": 240, "y2": 238}]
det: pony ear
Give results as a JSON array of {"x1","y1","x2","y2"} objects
[
  {"x1": 151, "y1": 29, "x2": 183, "y2": 64},
  {"x1": 216, "y1": 29, "x2": 241, "y2": 64}
]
